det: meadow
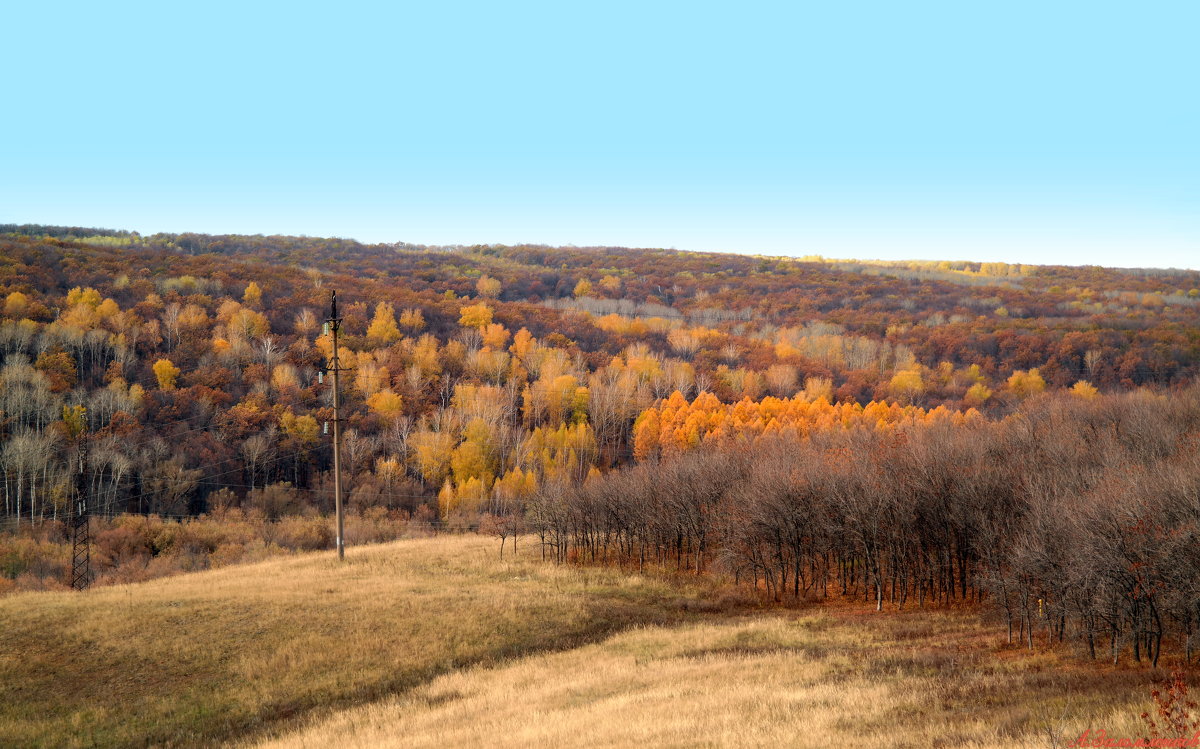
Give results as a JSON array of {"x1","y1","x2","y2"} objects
[
  {"x1": 0, "y1": 535, "x2": 1161, "y2": 748},
  {"x1": 260, "y1": 613, "x2": 1152, "y2": 749},
  {"x1": 0, "y1": 535, "x2": 725, "y2": 747}
]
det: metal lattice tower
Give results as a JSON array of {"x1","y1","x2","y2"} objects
[{"x1": 70, "y1": 444, "x2": 90, "y2": 590}]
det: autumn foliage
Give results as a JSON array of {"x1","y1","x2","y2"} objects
[
  {"x1": 1, "y1": 223, "x2": 1199, "y2": 620},
  {"x1": 632, "y1": 391, "x2": 980, "y2": 460}
]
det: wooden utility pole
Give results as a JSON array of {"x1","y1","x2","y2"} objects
[{"x1": 326, "y1": 291, "x2": 345, "y2": 560}]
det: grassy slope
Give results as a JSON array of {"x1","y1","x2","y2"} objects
[
  {"x1": 1, "y1": 535, "x2": 1158, "y2": 748},
  {"x1": 0, "y1": 536, "x2": 724, "y2": 748},
  {"x1": 260, "y1": 609, "x2": 1154, "y2": 749}
]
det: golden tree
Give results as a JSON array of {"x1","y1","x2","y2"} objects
[
  {"x1": 888, "y1": 368, "x2": 925, "y2": 403},
  {"x1": 964, "y1": 382, "x2": 992, "y2": 407},
  {"x1": 367, "y1": 389, "x2": 405, "y2": 421},
  {"x1": 399, "y1": 308, "x2": 425, "y2": 331},
  {"x1": 1007, "y1": 368, "x2": 1046, "y2": 400},
  {"x1": 153, "y1": 358, "x2": 181, "y2": 390},
  {"x1": 459, "y1": 303, "x2": 493, "y2": 329},
  {"x1": 1070, "y1": 380, "x2": 1099, "y2": 399},
  {"x1": 476, "y1": 275, "x2": 501, "y2": 299},
  {"x1": 4, "y1": 291, "x2": 30, "y2": 316},
  {"x1": 366, "y1": 302, "x2": 401, "y2": 346},
  {"x1": 243, "y1": 281, "x2": 263, "y2": 307}
]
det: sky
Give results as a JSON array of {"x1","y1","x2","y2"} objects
[{"x1": 2, "y1": 1, "x2": 1197, "y2": 268}]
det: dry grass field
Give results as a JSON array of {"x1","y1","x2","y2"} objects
[
  {"x1": 259, "y1": 610, "x2": 1155, "y2": 749},
  {"x1": 0, "y1": 536, "x2": 724, "y2": 748},
  {"x1": 0, "y1": 535, "x2": 1161, "y2": 748}
]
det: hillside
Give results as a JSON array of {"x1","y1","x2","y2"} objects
[
  {"x1": 2, "y1": 223, "x2": 1198, "y2": 539},
  {"x1": 3, "y1": 224, "x2": 1200, "y2": 676}
]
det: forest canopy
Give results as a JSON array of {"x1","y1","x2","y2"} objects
[{"x1": 0, "y1": 223, "x2": 1197, "y2": 528}]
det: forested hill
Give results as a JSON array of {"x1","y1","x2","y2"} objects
[
  {"x1": 5, "y1": 223, "x2": 1199, "y2": 384},
  {"x1": 1, "y1": 223, "x2": 1198, "y2": 522}
]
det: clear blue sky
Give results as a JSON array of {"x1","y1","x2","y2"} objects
[{"x1": 2, "y1": 2, "x2": 1196, "y2": 268}]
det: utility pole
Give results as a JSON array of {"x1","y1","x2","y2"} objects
[
  {"x1": 325, "y1": 291, "x2": 345, "y2": 561},
  {"x1": 71, "y1": 438, "x2": 90, "y2": 590}
]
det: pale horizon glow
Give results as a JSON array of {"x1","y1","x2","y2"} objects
[{"x1": 2, "y1": 2, "x2": 1196, "y2": 270}]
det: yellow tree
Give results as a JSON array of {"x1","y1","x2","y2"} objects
[
  {"x1": 59, "y1": 287, "x2": 106, "y2": 330},
  {"x1": 469, "y1": 347, "x2": 510, "y2": 383},
  {"x1": 510, "y1": 327, "x2": 537, "y2": 361},
  {"x1": 494, "y1": 466, "x2": 538, "y2": 504},
  {"x1": 454, "y1": 476, "x2": 490, "y2": 514},
  {"x1": 476, "y1": 275, "x2": 502, "y2": 299},
  {"x1": 374, "y1": 455, "x2": 404, "y2": 485},
  {"x1": 153, "y1": 358, "x2": 180, "y2": 390},
  {"x1": 279, "y1": 411, "x2": 320, "y2": 444},
  {"x1": 229, "y1": 308, "x2": 270, "y2": 339},
  {"x1": 243, "y1": 282, "x2": 263, "y2": 307},
  {"x1": 367, "y1": 389, "x2": 405, "y2": 421},
  {"x1": 802, "y1": 376, "x2": 833, "y2": 403},
  {"x1": 1070, "y1": 380, "x2": 1099, "y2": 399},
  {"x1": 459, "y1": 303, "x2": 493, "y2": 329},
  {"x1": 524, "y1": 373, "x2": 584, "y2": 426},
  {"x1": 411, "y1": 334, "x2": 442, "y2": 377},
  {"x1": 451, "y1": 440, "x2": 492, "y2": 487},
  {"x1": 271, "y1": 363, "x2": 301, "y2": 391},
  {"x1": 4, "y1": 291, "x2": 30, "y2": 317},
  {"x1": 366, "y1": 302, "x2": 401, "y2": 346},
  {"x1": 961, "y1": 363, "x2": 986, "y2": 384},
  {"x1": 964, "y1": 382, "x2": 992, "y2": 407},
  {"x1": 66, "y1": 287, "x2": 102, "y2": 308},
  {"x1": 355, "y1": 361, "x2": 390, "y2": 396},
  {"x1": 399, "y1": 308, "x2": 425, "y2": 331},
  {"x1": 481, "y1": 323, "x2": 510, "y2": 349},
  {"x1": 410, "y1": 430, "x2": 456, "y2": 485},
  {"x1": 451, "y1": 418, "x2": 497, "y2": 485},
  {"x1": 888, "y1": 368, "x2": 925, "y2": 403},
  {"x1": 437, "y1": 479, "x2": 457, "y2": 518},
  {"x1": 1007, "y1": 368, "x2": 1046, "y2": 400},
  {"x1": 633, "y1": 408, "x2": 661, "y2": 460}
]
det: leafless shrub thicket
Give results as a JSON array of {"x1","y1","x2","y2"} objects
[{"x1": 524, "y1": 386, "x2": 1200, "y2": 666}]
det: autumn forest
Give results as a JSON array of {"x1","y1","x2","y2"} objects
[{"x1": 3, "y1": 224, "x2": 1200, "y2": 669}]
